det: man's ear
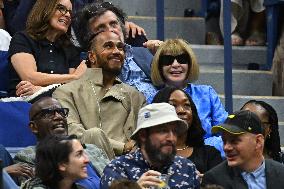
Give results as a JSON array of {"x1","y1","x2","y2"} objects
[
  {"x1": 138, "y1": 130, "x2": 147, "y2": 143},
  {"x1": 29, "y1": 121, "x2": 39, "y2": 135},
  {"x1": 255, "y1": 134, "x2": 265, "y2": 150},
  {"x1": 88, "y1": 51, "x2": 97, "y2": 68}
]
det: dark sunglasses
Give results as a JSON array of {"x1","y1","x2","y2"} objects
[
  {"x1": 56, "y1": 3, "x2": 72, "y2": 16},
  {"x1": 31, "y1": 108, "x2": 69, "y2": 120},
  {"x1": 159, "y1": 53, "x2": 190, "y2": 66}
]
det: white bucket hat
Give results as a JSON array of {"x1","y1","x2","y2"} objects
[{"x1": 131, "y1": 103, "x2": 188, "y2": 139}]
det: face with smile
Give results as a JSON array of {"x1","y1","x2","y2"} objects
[
  {"x1": 49, "y1": 0, "x2": 72, "y2": 37},
  {"x1": 59, "y1": 139, "x2": 89, "y2": 180},
  {"x1": 90, "y1": 31, "x2": 125, "y2": 76},
  {"x1": 161, "y1": 53, "x2": 189, "y2": 88},
  {"x1": 242, "y1": 103, "x2": 271, "y2": 139},
  {"x1": 222, "y1": 131, "x2": 263, "y2": 171},
  {"x1": 89, "y1": 10, "x2": 125, "y2": 42},
  {"x1": 30, "y1": 98, "x2": 68, "y2": 140},
  {"x1": 169, "y1": 90, "x2": 193, "y2": 126}
]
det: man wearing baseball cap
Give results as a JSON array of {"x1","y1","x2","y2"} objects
[
  {"x1": 202, "y1": 110, "x2": 284, "y2": 189},
  {"x1": 100, "y1": 103, "x2": 200, "y2": 189}
]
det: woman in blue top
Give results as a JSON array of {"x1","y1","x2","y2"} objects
[{"x1": 150, "y1": 38, "x2": 228, "y2": 156}]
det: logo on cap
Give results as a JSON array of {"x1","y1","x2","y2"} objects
[{"x1": 144, "y1": 112, "x2": 151, "y2": 118}]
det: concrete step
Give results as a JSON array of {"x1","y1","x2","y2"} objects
[
  {"x1": 219, "y1": 95, "x2": 284, "y2": 145},
  {"x1": 196, "y1": 70, "x2": 273, "y2": 96},
  {"x1": 191, "y1": 45, "x2": 267, "y2": 69},
  {"x1": 219, "y1": 95, "x2": 284, "y2": 122},
  {"x1": 128, "y1": 16, "x2": 205, "y2": 44},
  {"x1": 111, "y1": 0, "x2": 201, "y2": 17}
]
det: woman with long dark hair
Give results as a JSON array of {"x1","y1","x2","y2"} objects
[
  {"x1": 241, "y1": 100, "x2": 282, "y2": 162},
  {"x1": 152, "y1": 86, "x2": 223, "y2": 174}
]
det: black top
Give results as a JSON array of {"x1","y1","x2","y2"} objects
[
  {"x1": 188, "y1": 145, "x2": 223, "y2": 173},
  {"x1": 8, "y1": 31, "x2": 81, "y2": 96}
]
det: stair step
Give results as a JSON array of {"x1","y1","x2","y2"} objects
[
  {"x1": 111, "y1": 0, "x2": 201, "y2": 17},
  {"x1": 196, "y1": 70, "x2": 273, "y2": 96},
  {"x1": 219, "y1": 95, "x2": 284, "y2": 122},
  {"x1": 128, "y1": 16, "x2": 205, "y2": 44},
  {"x1": 191, "y1": 45, "x2": 267, "y2": 69}
]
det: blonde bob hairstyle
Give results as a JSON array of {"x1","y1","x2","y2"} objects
[{"x1": 151, "y1": 39, "x2": 199, "y2": 87}]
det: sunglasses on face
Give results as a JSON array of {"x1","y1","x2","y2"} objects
[
  {"x1": 159, "y1": 53, "x2": 190, "y2": 66},
  {"x1": 56, "y1": 3, "x2": 72, "y2": 16},
  {"x1": 31, "y1": 108, "x2": 69, "y2": 120}
]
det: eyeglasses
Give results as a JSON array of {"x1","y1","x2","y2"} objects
[
  {"x1": 31, "y1": 108, "x2": 69, "y2": 120},
  {"x1": 56, "y1": 3, "x2": 72, "y2": 16},
  {"x1": 159, "y1": 53, "x2": 190, "y2": 66}
]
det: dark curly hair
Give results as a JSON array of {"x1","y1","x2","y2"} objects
[
  {"x1": 35, "y1": 135, "x2": 78, "y2": 188},
  {"x1": 241, "y1": 100, "x2": 281, "y2": 162},
  {"x1": 152, "y1": 86, "x2": 205, "y2": 147},
  {"x1": 72, "y1": 1, "x2": 127, "y2": 51}
]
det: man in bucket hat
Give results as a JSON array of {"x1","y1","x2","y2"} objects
[
  {"x1": 100, "y1": 103, "x2": 200, "y2": 189},
  {"x1": 202, "y1": 110, "x2": 284, "y2": 189}
]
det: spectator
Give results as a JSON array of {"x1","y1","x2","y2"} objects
[
  {"x1": 14, "y1": 97, "x2": 111, "y2": 188},
  {"x1": 100, "y1": 103, "x2": 200, "y2": 189},
  {"x1": 220, "y1": 0, "x2": 265, "y2": 46},
  {"x1": 53, "y1": 31, "x2": 145, "y2": 155},
  {"x1": 0, "y1": 0, "x2": 4, "y2": 29},
  {"x1": 202, "y1": 110, "x2": 284, "y2": 188},
  {"x1": 21, "y1": 135, "x2": 89, "y2": 189},
  {"x1": 8, "y1": 0, "x2": 87, "y2": 97},
  {"x1": 109, "y1": 179, "x2": 142, "y2": 189},
  {"x1": 0, "y1": 145, "x2": 33, "y2": 184},
  {"x1": 152, "y1": 87, "x2": 223, "y2": 175},
  {"x1": 150, "y1": 38, "x2": 228, "y2": 156},
  {"x1": 241, "y1": 100, "x2": 282, "y2": 162},
  {"x1": 73, "y1": 2, "x2": 159, "y2": 101}
]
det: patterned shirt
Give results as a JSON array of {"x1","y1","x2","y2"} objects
[
  {"x1": 119, "y1": 45, "x2": 157, "y2": 102},
  {"x1": 100, "y1": 149, "x2": 200, "y2": 189}
]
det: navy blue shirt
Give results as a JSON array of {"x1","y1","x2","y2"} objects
[{"x1": 100, "y1": 148, "x2": 200, "y2": 189}]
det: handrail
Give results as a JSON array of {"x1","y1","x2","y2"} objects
[{"x1": 223, "y1": 0, "x2": 233, "y2": 113}]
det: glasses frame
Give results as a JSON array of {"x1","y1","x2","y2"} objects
[
  {"x1": 159, "y1": 53, "x2": 191, "y2": 66},
  {"x1": 31, "y1": 107, "x2": 69, "y2": 121},
  {"x1": 56, "y1": 3, "x2": 72, "y2": 16}
]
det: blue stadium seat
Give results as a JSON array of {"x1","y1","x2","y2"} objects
[
  {"x1": 0, "y1": 101, "x2": 36, "y2": 147},
  {"x1": 0, "y1": 51, "x2": 9, "y2": 97}
]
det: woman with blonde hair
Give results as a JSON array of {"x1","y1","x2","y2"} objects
[{"x1": 150, "y1": 39, "x2": 228, "y2": 156}]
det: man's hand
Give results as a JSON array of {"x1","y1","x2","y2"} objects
[
  {"x1": 143, "y1": 40, "x2": 163, "y2": 54},
  {"x1": 4, "y1": 163, "x2": 34, "y2": 178},
  {"x1": 125, "y1": 21, "x2": 146, "y2": 38},
  {"x1": 137, "y1": 170, "x2": 162, "y2": 189},
  {"x1": 123, "y1": 140, "x2": 136, "y2": 154}
]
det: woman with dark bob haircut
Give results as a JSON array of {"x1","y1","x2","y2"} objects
[
  {"x1": 21, "y1": 135, "x2": 89, "y2": 189},
  {"x1": 150, "y1": 38, "x2": 228, "y2": 156},
  {"x1": 241, "y1": 100, "x2": 283, "y2": 163},
  {"x1": 8, "y1": 0, "x2": 86, "y2": 97},
  {"x1": 152, "y1": 86, "x2": 223, "y2": 175}
]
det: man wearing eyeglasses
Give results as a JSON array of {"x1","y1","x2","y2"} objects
[
  {"x1": 53, "y1": 31, "x2": 146, "y2": 156},
  {"x1": 13, "y1": 97, "x2": 112, "y2": 189}
]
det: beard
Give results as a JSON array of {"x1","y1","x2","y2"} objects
[
  {"x1": 144, "y1": 138, "x2": 176, "y2": 171},
  {"x1": 95, "y1": 52, "x2": 123, "y2": 76}
]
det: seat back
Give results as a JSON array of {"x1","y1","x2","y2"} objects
[{"x1": 0, "y1": 101, "x2": 36, "y2": 147}]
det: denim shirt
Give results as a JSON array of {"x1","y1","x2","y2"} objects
[
  {"x1": 100, "y1": 148, "x2": 200, "y2": 189},
  {"x1": 119, "y1": 45, "x2": 157, "y2": 102}
]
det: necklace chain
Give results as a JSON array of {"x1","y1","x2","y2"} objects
[{"x1": 176, "y1": 145, "x2": 189, "y2": 151}]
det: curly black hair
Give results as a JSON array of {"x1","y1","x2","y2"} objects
[
  {"x1": 241, "y1": 100, "x2": 281, "y2": 162},
  {"x1": 72, "y1": 1, "x2": 127, "y2": 51},
  {"x1": 152, "y1": 86, "x2": 205, "y2": 147}
]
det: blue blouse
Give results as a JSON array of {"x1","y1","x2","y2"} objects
[
  {"x1": 119, "y1": 45, "x2": 158, "y2": 102},
  {"x1": 100, "y1": 149, "x2": 200, "y2": 189}
]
